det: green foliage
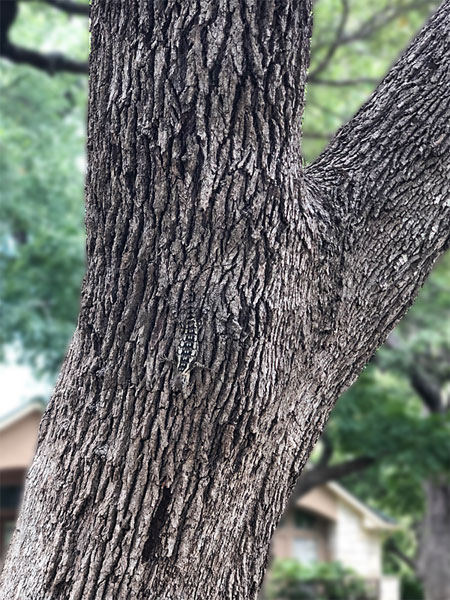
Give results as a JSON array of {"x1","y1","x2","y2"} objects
[
  {"x1": 0, "y1": 3, "x2": 88, "y2": 376},
  {"x1": 267, "y1": 560, "x2": 374, "y2": 600},
  {"x1": 382, "y1": 533, "x2": 424, "y2": 598},
  {"x1": 0, "y1": 66, "x2": 87, "y2": 375},
  {"x1": 9, "y1": 1, "x2": 89, "y2": 62},
  {"x1": 399, "y1": 573, "x2": 424, "y2": 600},
  {"x1": 329, "y1": 368, "x2": 449, "y2": 475},
  {"x1": 303, "y1": 0, "x2": 439, "y2": 163}
]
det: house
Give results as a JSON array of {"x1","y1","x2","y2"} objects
[
  {"x1": 0, "y1": 400, "x2": 44, "y2": 560},
  {"x1": 271, "y1": 482, "x2": 400, "y2": 600},
  {"x1": 1, "y1": 402, "x2": 399, "y2": 600}
]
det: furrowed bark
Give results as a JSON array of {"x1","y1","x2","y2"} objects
[
  {"x1": 1, "y1": 1, "x2": 449, "y2": 599},
  {"x1": 305, "y1": 0, "x2": 450, "y2": 404}
]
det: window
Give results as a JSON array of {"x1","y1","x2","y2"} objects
[
  {"x1": 292, "y1": 537, "x2": 319, "y2": 565},
  {"x1": 0, "y1": 486, "x2": 22, "y2": 509},
  {"x1": 293, "y1": 509, "x2": 317, "y2": 529},
  {"x1": 2, "y1": 520, "x2": 16, "y2": 551}
]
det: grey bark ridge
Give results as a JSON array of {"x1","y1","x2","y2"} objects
[{"x1": 1, "y1": 1, "x2": 449, "y2": 599}]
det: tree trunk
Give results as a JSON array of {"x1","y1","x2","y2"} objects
[
  {"x1": 418, "y1": 479, "x2": 450, "y2": 600},
  {"x1": 1, "y1": 1, "x2": 449, "y2": 598},
  {"x1": 409, "y1": 369, "x2": 450, "y2": 600}
]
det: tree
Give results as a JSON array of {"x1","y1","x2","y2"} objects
[
  {"x1": 0, "y1": 68, "x2": 86, "y2": 375},
  {"x1": 289, "y1": 255, "x2": 449, "y2": 600},
  {"x1": 1, "y1": 1, "x2": 449, "y2": 599},
  {"x1": 0, "y1": 0, "x2": 88, "y2": 75},
  {"x1": 0, "y1": 0, "x2": 88, "y2": 374},
  {"x1": 0, "y1": 0, "x2": 438, "y2": 378}
]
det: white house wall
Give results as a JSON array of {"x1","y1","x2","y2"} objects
[
  {"x1": 334, "y1": 501, "x2": 382, "y2": 578},
  {"x1": 379, "y1": 576, "x2": 400, "y2": 600}
]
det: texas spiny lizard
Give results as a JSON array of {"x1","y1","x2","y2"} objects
[{"x1": 175, "y1": 292, "x2": 199, "y2": 386}]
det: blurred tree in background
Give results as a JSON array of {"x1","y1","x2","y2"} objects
[
  {"x1": 0, "y1": 0, "x2": 88, "y2": 374},
  {"x1": 0, "y1": 1, "x2": 447, "y2": 598},
  {"x1": 267, "y1": 560, "x2": 375, "y2": 600}
]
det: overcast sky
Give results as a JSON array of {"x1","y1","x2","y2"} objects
[{"x1": 0, "y1": 361, "x2": 52, "y2": 419}]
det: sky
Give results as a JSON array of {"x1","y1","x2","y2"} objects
[{"x1": 0, "y1": 359, "x2": 52, "y2": 419}]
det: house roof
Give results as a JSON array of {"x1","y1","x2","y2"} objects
[
  {"x1": 0, "y1": 398, "x2": 46, "y2": 432},
  {"x1": 297, "y1": 480, "x2": 398, "y2": 532},
  {"x1": 0, "y1": 398, "x2": 46, "y2": 471},
  {"x1": 327, "y1": 482, "x2": 398, "y2": 530}
]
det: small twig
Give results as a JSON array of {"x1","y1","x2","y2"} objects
[
  {"x1": 308, "y1": 76, "x2": 379, "y2": 87},
  {"x1": 386, "y1": 538, "x2": 417, "y2": 572},
  {"x1": 1, "y1": 42, "x2": 88, "y2": 74},
  {"x1": 309, "y1": 0, "x2": 350, "y2": 79},
  {"x1": 22, "y1": 0, "x2": 89, "y2": 16},
  {"x1": 303, "y1": 130, "x2": 334, "y2": 141}
]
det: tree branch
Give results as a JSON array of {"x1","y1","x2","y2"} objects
[
  {"x1": 33, "y1": 0, "x2": 90, "y2": 16},
  {"x1": 317, "y1": 432, "x2": 334, "y2": 468},
  {"x1": 286, "y1": 456, "x2": 375, "y2": 512},
  {"x1": 312, "y1": 1, "x2": 434, "y2": 52},
  {"x1": 305, "y1": 3, "x2": 450, "y2": 388},
  {"x1": 1, "y1": 42, "x2": 88, "y2": 74},
  {"x1": 309, "y1": 0, "x2": 349, "y2": 79},
  {"x1": 309, "y1": 1, "x2": 434, "y2": 81},
  {"x1": 384, "y1": 333, "x2": 443, "y2": 413},
  {"x1": 306, "y1": 98, "x2": 348, "y2": 120},
  {"x1": 308, "y1": 76, "x2": 379, "y2": 87},
  {"x1": 0, "y1": 0, "x2": 88, "y2": 74},
  {"x1": 303, "y1": 130, "x2": 334, "y2": 141},
  {"x1": 410, "y1": 368, "x2": 443, "y2": 413},
  {"x1": 386, "y1": 538, "x2": 417, "y2": 572},
  {"x1": 339, "y1": 1, "x2": 434, "y2": 47}
]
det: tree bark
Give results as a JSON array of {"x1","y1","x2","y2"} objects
[
  {"x1": 1, "y1": 1, "x2": 449, "y2": 598},
  {"x1": 412, "y1": 369, "x2": 450, "y2": 600},
  {"x1": 417, "y1": 479, "x2": 450, "y2": 600}
]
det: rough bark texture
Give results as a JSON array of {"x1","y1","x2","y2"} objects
[{"x1": 1, "y1": 1, "x2": 449, "y2": 599}]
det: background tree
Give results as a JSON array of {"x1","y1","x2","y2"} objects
[
  {"x1": 0, "y1": 0, "x2": 88, "y2": 375},
  {"x1": 0, "y1": 1, "x2": 448, "y2": 599}
]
